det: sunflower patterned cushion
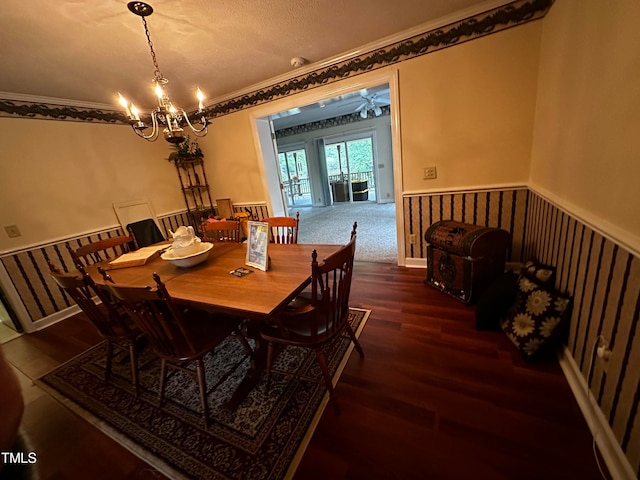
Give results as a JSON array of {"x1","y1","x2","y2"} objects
[
  {"x1": 521, "y1": 258, "x2": 556, "y2": 286},
  {"x1": 501, "y1": 275, "x2": 572, "y2": 360}
]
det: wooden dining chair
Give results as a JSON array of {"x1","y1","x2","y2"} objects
[
  {"x1": 285, "y1": 222, "x2": 358, "y2": 314},
  {"x1": 66, "y1": 235, "x2": 134, "y2": 267},
  {"x1": 202, "y1": 220, "x2": 242, "y2": 243},
  {"x1": 48, "y1": 262, "x2": 143, "y2": 393},
  {"x1": 106, "y1": 273, "x2": 253, "y2": 427},
  {"x1": 264, "y1": 212, "x2": 299, "y2": 244},
  {"x1": 260, "y1": 232, "x2": 364, "y2": 415}
]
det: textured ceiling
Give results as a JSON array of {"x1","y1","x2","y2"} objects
[{"x1": 0, "y1": 0, "x2": 506, "y2": 111}]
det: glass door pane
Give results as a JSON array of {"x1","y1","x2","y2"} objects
[
  {"x1": 278, "y1": 148, "x2": 311, "y2": 207},
  {"x1": 324, "y1": 134, "x2": 376, "y2": 203},
  {"x1": 345, "y1": 137, "x2": 375, "y2": 202}
]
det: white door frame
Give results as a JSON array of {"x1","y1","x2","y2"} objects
[
  {"x1": 253, "y1": 118, "x2": 287, "y2": 217},
  {"x1": 249, "y1": 68, "x2": 405, "y2": 265}
]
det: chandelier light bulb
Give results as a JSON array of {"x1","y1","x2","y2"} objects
[
  {"x1": 118, "y1": 93, "x2": 132, "y2": 117},
  {"x1": 130, "y1": 104, "x2": 141, "y2": 121},
  {"x1": 196, "y1": 88, "x2": 205, "y2": 112}
]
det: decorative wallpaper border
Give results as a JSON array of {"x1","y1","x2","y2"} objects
[
  {"x1": 275, "y1": 106, "x2": 390, "y2": 138},
  {"x1": 205, "y1": 0, "x2": 552, "y2": 118},
  {"x1": 0, "y1": 0, "x2": 552, "y2": 123},
  {"x1": 0, "y1": 99, "x2": 124, "y2": 123}
]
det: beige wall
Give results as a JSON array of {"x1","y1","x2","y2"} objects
[
  {"x1": 196, "y1": 111, "x2": 268, "y2": 204},
  {"x1": 198, "y1": 20, "x2": 543, "y2": 202},
  {"x1": 399, "y1": 21, "x2": 541, "y2": 192},
  {"x1": 532, "y1": 0, "x2": 640, "y2": 248},
  {"x1": 0, "y1": 118, "x2": 183, "y2": 251}
]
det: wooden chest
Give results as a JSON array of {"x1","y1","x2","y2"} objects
[{"x1": 424, "y1": 220, "x2": 511, "y2": 304}]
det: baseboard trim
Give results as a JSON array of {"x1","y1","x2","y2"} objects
[
  {"x1": 557, "y1": 346, "x2": 636, "y2": 480},
  {"x1": 404, "y1": 258, "x2": 427, "y2": 268},
  {"x1": 32, "y1": 305, "x2": 82, "y2": 331}
]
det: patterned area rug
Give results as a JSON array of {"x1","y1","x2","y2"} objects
[{"x1": 39, "y1": 308, "x2": 370, "y2": 480}]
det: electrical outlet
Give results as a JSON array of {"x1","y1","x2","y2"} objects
[
  {"x1": 424, "y1": 166, "x2": 437, "y2": 180},
  {"x1": 4, "y1": 225, "x2": 21, "y2": 238}
]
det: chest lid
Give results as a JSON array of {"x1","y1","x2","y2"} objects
[{"x1": 424, "y1": 220, "x2": 510, "y2": 257}]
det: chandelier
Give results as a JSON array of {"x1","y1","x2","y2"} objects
[{"x1": 117, "y1": 2, "x2": 208, "y2": 144}]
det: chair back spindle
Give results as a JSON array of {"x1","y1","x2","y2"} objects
[
  {"x1": 104, "y1": 272, "x2": 249, "y2": 426},
  {"x1": 265, "y1": 212, "x2": 299, "y2": 244},
  {"x1": 201, "y1": 220, "x2": 242, "y2": 243},
  {"x1": 259, "y1": 226, "x2": 362, "y2": 414},
  {"x1": 107, "y1": 274, "x2": 200, "y2": 359},
  {"x1": 66, "y1": 235, "x2": 134, "y2": 267},
  {"x1": 49, "y1": 263, "x2": 133, "y2": 338},
  {"x1": 48, "y1": 261, "x2": 141, "y2": 392},
  {"x1": 312, "y1": 234, "x2": 356, "y2": 338}
]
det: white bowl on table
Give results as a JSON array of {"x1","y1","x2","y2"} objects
[{"x1": 161, "y1": 242, "x2": 213, "y2": 268}]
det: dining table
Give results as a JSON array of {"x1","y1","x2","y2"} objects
[
  {"x1": 87, "y1": 242, "x2": 342, "y2": 320},
  {"x1": 85, "y1": 241, "x2": 344, "y2": 409}
]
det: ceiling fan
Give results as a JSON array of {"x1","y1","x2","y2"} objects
[{"x1": 355, "y1": 94, "x2": 384, "y2": 119}]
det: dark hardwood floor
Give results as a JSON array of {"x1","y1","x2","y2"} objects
[{"x1": 2, "y1": 262, "x2": 606, "y2": 480}]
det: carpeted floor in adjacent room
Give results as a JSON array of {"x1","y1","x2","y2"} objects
[{"x1": 294, "y1": 202, "x2": 397, "y2": 263}]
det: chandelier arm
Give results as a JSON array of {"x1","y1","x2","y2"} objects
[
  {"x1": 182, "y1": 111, "x2": 208, "y2": 136},
  {"x1": 132, "y1": 110, "x2": 160, "y2": 141}
]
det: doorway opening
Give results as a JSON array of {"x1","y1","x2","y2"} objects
[{"x1": 251, "y1": 70, "x2": 405, "y2": 264}]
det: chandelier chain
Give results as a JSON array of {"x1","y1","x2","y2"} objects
[{"x1": 141, "y1": 16, "x2": 163, "y2": 82}]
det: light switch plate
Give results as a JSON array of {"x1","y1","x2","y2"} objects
[{"x1": 4, "y1": 225, "x2": 21, "y2": 238}]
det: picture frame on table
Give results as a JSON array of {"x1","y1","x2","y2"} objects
[{"x1": 246, "y1": 221, "x2": 269, "y2": 271}]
